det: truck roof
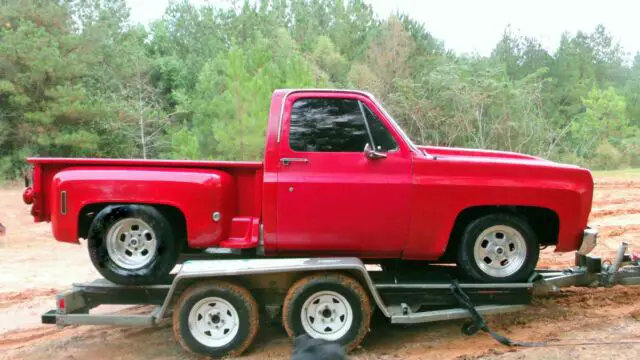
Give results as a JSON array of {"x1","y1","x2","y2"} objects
[{"x1": 274, "y1": 88, "x2": 376, "y2": 98}]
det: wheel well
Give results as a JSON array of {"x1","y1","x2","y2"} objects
[
  {"x1": 77, "y1": 203, "x2": 187, "y2": 248},
  {"x1": 442, "y1": 205, "x2": 559, "y2": 261}
]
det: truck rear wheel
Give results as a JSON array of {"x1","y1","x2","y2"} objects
[
  {"x1": 172, "y1": 280, "x2": 259, "y2": 358},
  {"x1": 457, "y1": 213, "x2": 539, "y2": 283},
  {"x1": 87, "y1": 204, "x2": 179, "y2": 285},
  {"x1": 282, "y1": 273, "x2": 372, "y2": 352}
]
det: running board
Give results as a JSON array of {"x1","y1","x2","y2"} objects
[{"x1": 389, "y1": 304, "x2": 527, "y2": 324}]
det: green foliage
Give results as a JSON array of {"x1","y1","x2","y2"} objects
[
  {"x1": 1, "y1": 0, "x2": 639, "y2": 178},
  {"x1": 621, "y1": 135, "x2": 640, "y2": 168},
  {"x1": 174, "y1": 30, "x2": 317, "y2": 161},
  {"x1": 389, "y1": 59, "x2": 552, "y2": 156},
  {"x1": 570, "y1": 87, "x2": 629, "y2": 158},
  {"x1": 590, "y1": 141, "x2": 626, "y2": 170},
  {"x1": 312, "y1": 36, "x2": 349, "y2": 85},
  {"x1": 623, "y1": 53, "x2": 640, "y2": 128},
  {"x1": 0, "y1": 0, "x2": 106, "y2": 177}
]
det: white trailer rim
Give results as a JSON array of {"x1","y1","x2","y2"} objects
[
  {"x1": 106, "y1": 218, "x2": 157, "y2": 270},
  {"x1": 188, "y1": 297, "x2": 239, "y2": 348},
  {"x1": 301, "y1": 290, "x2": 353, "y2": 341},
  {"x1": 473, "y1": 225, "x2": 527, "y2": 278}
]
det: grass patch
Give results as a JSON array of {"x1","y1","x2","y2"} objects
[{"x1": 592, "y1": 168, "x2": 640, "y2": 179}]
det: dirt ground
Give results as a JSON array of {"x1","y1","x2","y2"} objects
[{"x1": 1, "y1": 170, "x2": 639, "y2": 360}]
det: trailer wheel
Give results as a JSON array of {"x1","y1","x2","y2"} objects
[
  {"x1": 87, "y1": 204, "x2": 179, "y2": 285},
  {"x1": 173, "y1": 280, "x2": 259, "y2": 358},
  {"x1": 282, "y1": 273, "x2": 372, "y2": 352},
  {"x1": 457, "y1": 213, "x2": 539, "y2": 283}
]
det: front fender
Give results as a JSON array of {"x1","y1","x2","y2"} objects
[
  {"x1": 404, "y1": 171, "x2": 592, "y2": 260},
  {"x1": 49, "y1": 167, "x2": 235, "y2": 248}
]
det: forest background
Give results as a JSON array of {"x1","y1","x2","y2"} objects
[{"x1": 1, "y1": 0, "x2": 639, "y2": 179}]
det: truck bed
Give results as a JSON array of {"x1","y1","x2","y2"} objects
[
  {"x1": 26, "y1": 157, "x2": 263, "y2": 170},
  {"x1": 25, "y1": 157, "x2": 265, "y2": 249}
]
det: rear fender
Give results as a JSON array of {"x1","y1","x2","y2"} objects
[{"x1": 50, "y1": 167, "x2": 235, "y2": 248}]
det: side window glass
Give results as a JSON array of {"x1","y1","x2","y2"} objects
[
  {"x1": 289, "y1": 98, "x2": 370, "y2": 152},
  {"x1": 363, "y1": 104, "x2": 398, "y2": 151}
]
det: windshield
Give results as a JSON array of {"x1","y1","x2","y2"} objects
[{"x1": 369, "y1": 95, "x2": 421, "y2": 154}]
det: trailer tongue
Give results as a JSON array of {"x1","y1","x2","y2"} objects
[{"x1": 41, "y1": 243, "x2": 640, "y2": 359}]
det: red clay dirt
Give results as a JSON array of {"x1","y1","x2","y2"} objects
[{"x1": 0, "y1": 172, "x2": 639, "y2": 360}]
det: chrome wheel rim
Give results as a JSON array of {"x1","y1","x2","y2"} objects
[
  {"x1": 188, "y1": 297, "x2": 239, "y2": 348},
  {"x1": 300, "y1": 290, "x2": 353, "y2": 341},
  {"x1": 473, "y1": 225, "x2": 527, "y2": 278},
  {"x1": 105, "y1": 218, "x2": 157, "y2": 270}
]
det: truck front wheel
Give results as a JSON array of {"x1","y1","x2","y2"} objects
[
  {"x1": 282, "y1": 273, "x2": 372, "y2": 352},
  {"x1": 457, "y1": 213, "x2": 539, "y2": 283},
  {"x1": 87, "y1": 204, "x2": 179, "y2": 285}
]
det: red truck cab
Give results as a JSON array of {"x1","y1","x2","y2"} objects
[{"x1": 22, "y1": 89, "x2": 598, "y2": 285}]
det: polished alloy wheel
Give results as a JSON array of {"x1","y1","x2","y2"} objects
[
  {"x1": 473, "y1": 224, "x2": 527, "y2": 278},
  {"x1": 105, "y1": 217, "x2": 157, "y2": 270}
]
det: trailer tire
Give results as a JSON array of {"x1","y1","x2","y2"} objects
[
  {"x1": 173, "y1": 280, "x2": 260, "y2": 358},
  {"x1": 87, "y1": 204, "x2": 179, "y2": 285},
  {"x1": 457, "y1": 213, "x2": 539, "y2": 283},
  {"x1": 282, "y1": 273, "x2": 371, "y2": 352}
]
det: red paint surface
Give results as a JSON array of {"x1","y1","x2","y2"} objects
[{"x1": 23, "y1": 89, "x2": 594, "y2": 261}]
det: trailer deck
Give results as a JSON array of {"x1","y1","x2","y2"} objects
[{"x1": 42, "y1": 272, "x2": 532, "y2": 328}]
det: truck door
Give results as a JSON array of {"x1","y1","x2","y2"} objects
[{"x1": 275, "y1": 92, "x2": 412, "y2": 257}]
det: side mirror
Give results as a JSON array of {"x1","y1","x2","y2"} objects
[{"x1": 364, "y1": 143, "x2": 387, "y2": 160}]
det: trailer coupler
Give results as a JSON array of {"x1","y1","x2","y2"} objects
[
  {"x1": 533, "y1": 242, "x2": 640, "y2": 293},
  {"x1": 450, "y1": 242, "x2": 640, "y2": 348}
]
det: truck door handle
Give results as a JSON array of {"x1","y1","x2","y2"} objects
[{"x1": 280, "y1": 157, "x2": 309, "y2": 166}]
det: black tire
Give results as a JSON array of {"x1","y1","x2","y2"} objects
[
  {"x1": 282, "y1": 273, "x2": 372, "y2": 352},
  {"x1": 87, "y1": 204, "x2": 179, "y2": 285},
  {"x1": 172, "y1": 280, "x2": 259, "y2": 358},
  {"x1": 457, "y1": 213, "x2": 539, "y2": 283}
]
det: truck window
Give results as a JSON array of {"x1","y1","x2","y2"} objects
[
  {"x1": 289, "y1": 98, "x2": 370, "y2": 152},
  {"x1": 362, "y1": 104, "x2": 398, "y2": 152}
]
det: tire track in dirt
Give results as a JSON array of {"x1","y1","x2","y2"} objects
[
  {"x1": 0, "y1": 289, "x2": 58, "y2": 309},
  {"x1": 591, "y1": 208, "x2": 640, "y2": 220},
  {"x1": 593, "y1": 194, "x2": 640, "y2": 207},
  {"x1": 594, "y1": 180, "x2": 640, "y2": 189},
  {"x1": 598, "y1": 224, "x2": 640, "y2": 238},
  {"x1": 0, "y1": 327, "x2": 66, "y2": 348},
  {"x1": 0, "y1": 305, "x2": 160, "y2": 351}
]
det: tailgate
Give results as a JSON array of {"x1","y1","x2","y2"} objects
[{"x1": 23, "y1": 160, "x2": 58, "y2": 222}]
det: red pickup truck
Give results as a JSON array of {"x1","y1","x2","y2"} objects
[{"x1": 22, "y1": 89, "x2": 598, "y2": 285}]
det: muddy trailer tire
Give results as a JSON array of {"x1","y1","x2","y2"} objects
[
  {"x1": 282, "y1": 272, "x2": 372, "y2": 352},
  {"x1": 172, "y1": 280, "x2": 260, "y2": 358}
]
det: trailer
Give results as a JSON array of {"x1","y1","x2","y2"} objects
[{"x1": 41, "y1": 242, "x2": 640, "y2": 358}]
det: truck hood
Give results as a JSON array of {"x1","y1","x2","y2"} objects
[
  {"x1": 418, "y1": 145, "x2": 549, "y2": 162},
  {"x1": 416, "y1": 145, "x2": 590, "y2": 178}
]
